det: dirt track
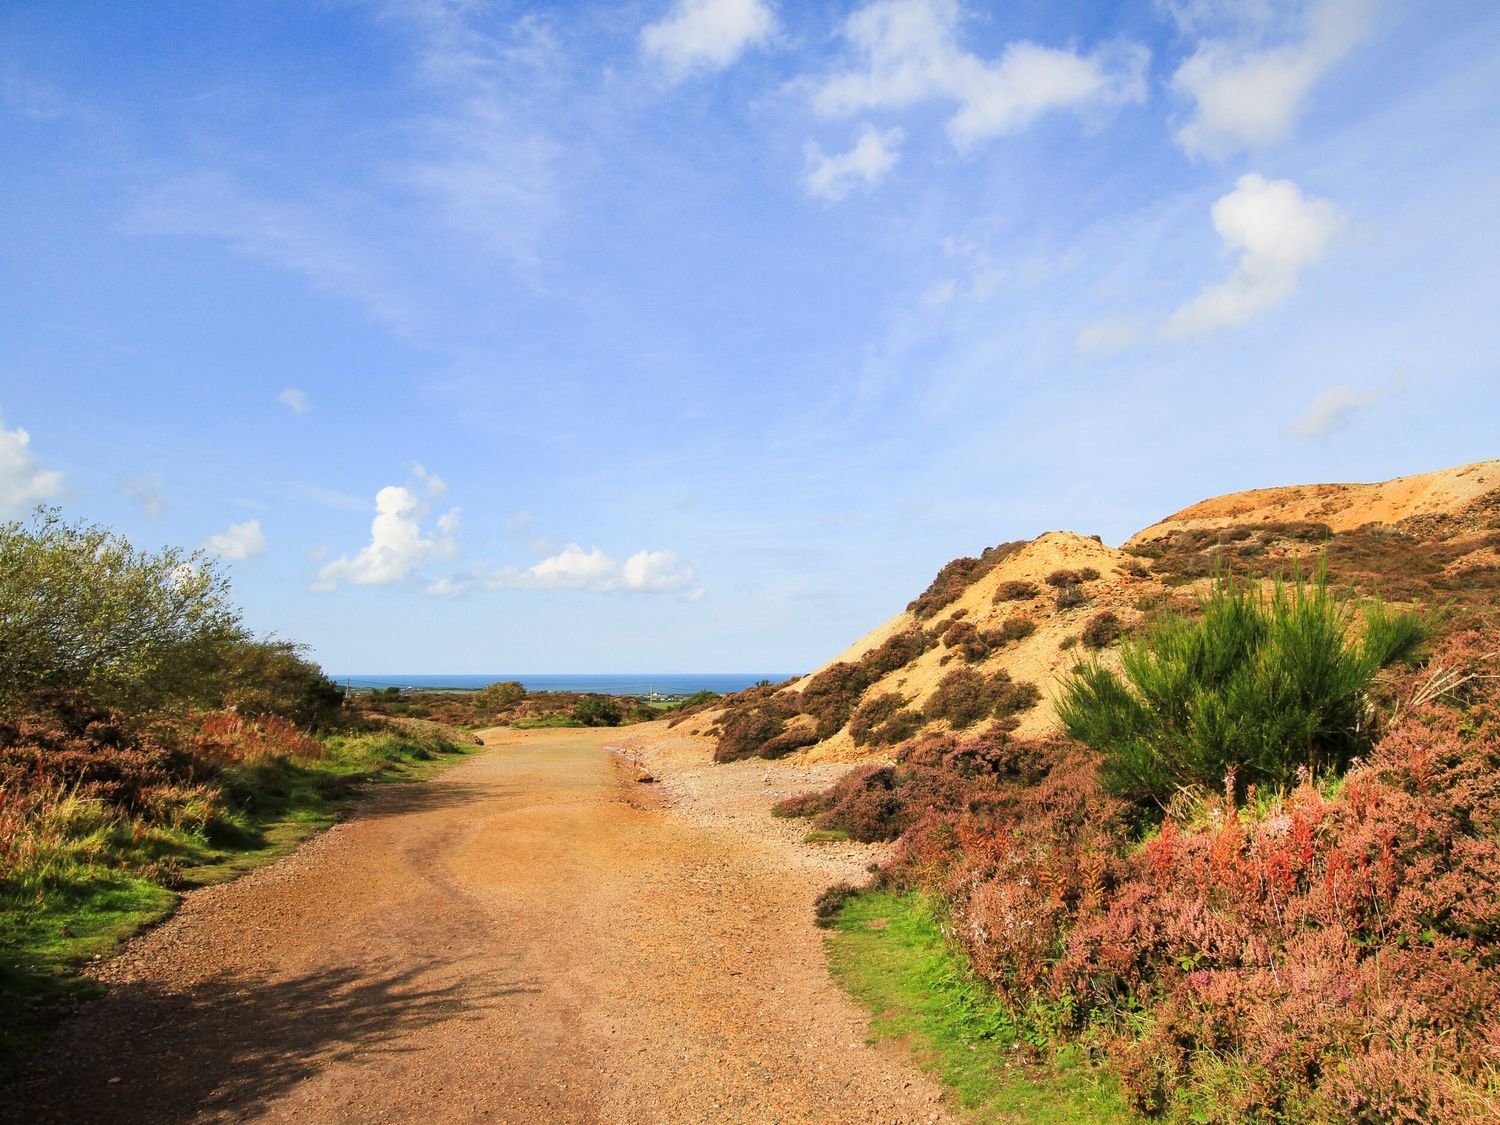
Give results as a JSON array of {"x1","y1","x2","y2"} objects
[{"x1": 1, "y1": 726, "x2": 956, "y2": 1124}]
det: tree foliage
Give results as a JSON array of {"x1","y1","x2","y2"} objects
[
  {"x1": 0, "y1": 508, "x2": 245, "y2": 713},
  {"x1": 1057, "y1": 567, "x2": 1429, "y2": 806}
]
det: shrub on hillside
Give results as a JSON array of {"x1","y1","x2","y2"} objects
[
  {"x1": 713, "y1": 697, "x2": 799, "y2": 762},
  {"x1": 571, "y1": 697, "x2": 622, "y2": 726},
  {"x1": 908, "y1": 542, "x2": 1027, "y2": 620},
  {"x1": 1053, "y1": 583, "x2": 1088, "y2": 610},
  {"x1": 983, "y1": 614, "x2": 1035, "y2": 647},
  {"x1": 1058, "y1": 568, "x2": 1429, "y2": 807},
  {"x1": 849, "y1": 692, "x2": 906, "y2": 746},
  {"x1": 1079, "y1": 611, "x2": 1122, "y2": 649},
  {"x1": 925, "y1": 669, "x2": 1041, "y2": 730},
  {"x1": 799, "y1": 662, "x2": 874, "y2": 739},
  {"x1": 860, "y1": 627, "x2": 937, "y2": 679},
  {"x1": 993, "y1": 580, "x2": 1038, "y2": 603}
]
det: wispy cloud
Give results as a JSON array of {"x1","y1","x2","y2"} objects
[
  {"x1": 314, "y1": 467, "x2": 460, "y2": 591},
  {"x1": 804, "y1": 124, "x2": 903, "y2": 200},
  {"x1": 127, "y1": 172, "x2": 419, "y2": 334},
  {"x1": 1171, "y1": 0, "x2": 1377, "y2": 159},
  {"x1": 278, "y1": 387, "x2": 312, "y2": 414},
  {"x1": 1289, "y1": 371, "x2": 1407, "y2": 438},
  {"x1": 0, "y1": 413, "x2": 64, "y2": 515},
  {"x1": 121, "y1": 471, "x2": 165, "y2": 519},
  {"x1": 481, "y1": 544, "x2": 698, "y2": 594},
  {"x1": 1164, "y1": 173, "x2": 1344, "y2": 338},
  {"x1": 641, "y1": 0, "x2": 778, "y2": 81},
  {"x1": 813, "y1": 0, "x2": 1147, "y2": 150},
  {"x1": 205, "y1": 518, "x2": 268, "y2": 560}
]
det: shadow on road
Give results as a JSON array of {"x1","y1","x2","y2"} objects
[{"x1": 0, "y1": 959, "x2": 539, "y2": 1123}]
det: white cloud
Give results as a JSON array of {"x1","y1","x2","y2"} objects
[
  {"x1": 641, "y1": 0, "x2": 778, "y2": 80},
  {"x1": 813, "y1": 0, "x2": 1147, "y2": 150},
  {"x1": 482, "y1": 543, "x2": 698, "y2": 594},
  {"x1": 205, "y1": 519, "x2": 268, "y2": 560},
  {"x1": 1164, "y1": 173, "x2": 1344, "y2": 339},
  {"x1": 1076, "y1": 317, "x2": 1144, "y2": 356},
  {"x1": 278, "y1": 387, "x2": 312, "y2": 414},
  {"x1": 1289, "y1": 371, "x2": 1406, "y2": 437},
  {"x1": 1171, "y1": 0, "x2": 1375, "y2": 159},
  {"x1": 0, "y1": 414, "x2": 64, "y2": 515},
  {"x1": 804, "y1": 124, "x2": 904, "y2": 200},
  {"x1": 314, "y1": 470, "x2": 460, "y2": 591},
  {"x1": 620, "y1": 549, "x2": 697, "y2": 592}
]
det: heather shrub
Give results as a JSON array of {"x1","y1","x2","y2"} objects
[
  {"x1": 799, "y1": 662, "x2": 875, "y2": 739},
  {"x1": 940, "y1": 620, "x2": 990, "y2": 663},
  {"x1": 860, "y1": 627, "x2": 937, "y2": 679},
  {"x1": 985, "y1": 614, "x2": 1035, "y2": 646},
  {"x1": 908, "y1": 542, "x2": 1027, "y2": 620},
  {"x1": 813, "y1": 881, "x2": 862, "y2": 927},
  {"x1": 924, "y1": 669, "x2": 1040, "y2": 730},
  {"x1": 712, "y1": 697, "x2": 799, "y2": 762},
  {"x1": 993, "y1": 580, "x2": 1038, "y2": 603},
  {"x1": 849, "y1": 692, "x2": 906, "y2": 746},
  {"x1": 1054, "y1": 583, "x2": 1088, "y2": 610},
  {"x1": 476, "y1": 680, "x2": 527, "y2": 709},
  {"x1": 756, "y1": 721, "x2": 820, "y2": 759},
  {"x1": 1079, "y1": 611, "x2": 1122, "y2": 649},
  {"x1": 1058, "y1": 568, "x2": 1429, "y2": 806}
]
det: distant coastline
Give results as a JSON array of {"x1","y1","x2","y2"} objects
[{"x1": 329, "y1": 673, "x2": 798, "y2": 697}]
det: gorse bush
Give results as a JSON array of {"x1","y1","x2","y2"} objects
[{"x1": 1058, "y1": 567, "x2": 1429, "y2": 807}]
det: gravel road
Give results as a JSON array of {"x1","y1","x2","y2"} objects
[{"x1": 1, "y1": 724, "x2": 958, "y2": 1124}]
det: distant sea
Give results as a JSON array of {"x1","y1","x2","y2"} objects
[{"x1": 329, "y1": 673, "x2": 797, "y2": 697}]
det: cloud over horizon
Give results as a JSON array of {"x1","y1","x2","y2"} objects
[{"x1": 314, "y1": 467, "x2": 460, "y2": 591}]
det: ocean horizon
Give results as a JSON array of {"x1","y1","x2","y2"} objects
[{"x1": 329, "y1": 673, "x2": 799, "y2": 696}]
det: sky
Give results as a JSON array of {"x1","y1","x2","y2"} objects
[{"x1": 2, "y1": 0, "x2": 1497, "y2": 673}]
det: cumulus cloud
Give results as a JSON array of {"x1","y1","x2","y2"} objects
[
  {"x1": 619, "y1": 549, "x2": 697, "y2": 592},
  {"x1": 0, "y1": 414, "x2": 64, "y2": 515},
  {"x1": 641, "y1": 0, "x2": 778, "y2": 80},
  {"x1": 483, "y1": 543, "x2": 697, "y2": 594},
  {"x1": 813, "y1": 0, "x2": 1147, "y2": 150},
  {"x1": 313, "y1": 468, "x2": 460, "y2": 591},
  {"x1": 1171, "y1": 0, "x2": 1375, "y2": 159},
  {"x1": 278, "y1": 387, "x2": 312, "y2": 414},
  {"x1": 1289, "y1": 371, "x2": 1406, "y2": 438},
  {"x1": 804, "y1": 124, "x2": 904, "y2": 200},
  {"x1": 205, "y1": 519, "x2": 268, "y2": 560},
  {"x1": 1164, "y1": 173, "x2": 1344, "y2": 339}
]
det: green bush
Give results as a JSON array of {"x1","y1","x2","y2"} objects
[
  {"x1": 1057, "y1": 568, "x2": 1429, "y2": 807},
  {"x1": 571, "y1": 696, "x2": 622, "y2": 727},
  {"x1": 0, "y1": 508, "x2": 243, "y2": 713},
  {"x1": 476, "y1": 680, "x2": 526, "y2": 709}
]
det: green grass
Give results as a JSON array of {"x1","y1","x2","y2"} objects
[
  {"x1": 826, "y1": 889, "x2": 1136, "y2": 1124},
  {"x1": 803, "y1": 828, "x2": 852, "y2": 844},
  {"x1": 0, "y1": 726, "x2": 484, "y2": 1072}
]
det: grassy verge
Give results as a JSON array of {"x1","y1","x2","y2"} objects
[
  {"x1": 0, "y1": 726, "x2": 484, "y2": 1070},
  {"x1": 826, "y1": 889, "x2": 1135, "y2": 1124}
]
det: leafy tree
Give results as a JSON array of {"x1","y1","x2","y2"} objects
[
  {"x1": 477, "y1": 680, "x2": 526, "y2": 709},
  {"x1": 0, "y1": 508, "x2": 244, "y2": 713},
  {"x1": 1058, "y1": 567, "x2": 1428, "y2": 808},
  {"x1": 571, "y1": 696, "x2": 621, "y2": 727}
]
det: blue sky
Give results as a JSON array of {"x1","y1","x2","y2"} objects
[{"x1": 2, "y1": 0, "x2": 1497, "y2": 672}]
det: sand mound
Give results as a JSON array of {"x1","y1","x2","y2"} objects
[{"x1": 1128, "y1": 459, "x2": 1500, "y2": 548}]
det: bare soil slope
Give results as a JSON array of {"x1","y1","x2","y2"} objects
[
  {"x1": 682, "y1": 459, "x2": 1500, "y2": 765},
  {"x1": 1, "y1": 726, "x2": 954, "y2": 1125}
]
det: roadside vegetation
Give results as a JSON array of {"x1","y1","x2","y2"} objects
[
  {"x1": 0, "y1": 509, "x2": 479, "y2": 1068},
  {"x1": 786, "y1": 564, "x2": 1500, "y2": 1122},
  {"x1": 359, "y1": 680, "x2": 684, "y2": 730}
]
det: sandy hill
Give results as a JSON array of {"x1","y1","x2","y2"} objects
[{"x1": 680, "y1": 459, "x2": 1500, "y2": 765}]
